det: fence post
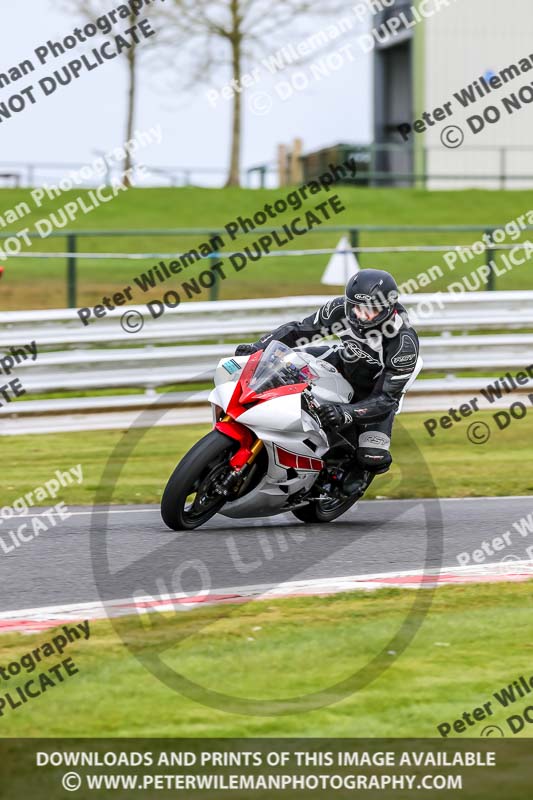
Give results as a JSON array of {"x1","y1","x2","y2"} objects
[
  {"x1": 67, "y1": 233, "x2": 77, "y2": 308},
  {"x1": 350, "y1": 228, "x2": 360, "y2": 271},
  {"x1": 369, "y1": 145, "x2": 376, "y2": 187},
  {"x1": 485, "y1": 229, "x2": 495, "y2": 291},
  {"x1": 210, "y1": 233, "x2": 221, "y2": 301}
]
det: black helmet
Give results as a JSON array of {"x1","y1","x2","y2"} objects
[{"x1": 345, "y1": 269, "x2": 399, "y2": 334}]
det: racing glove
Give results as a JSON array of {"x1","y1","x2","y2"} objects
[
  {"x1": 316, "y1": 403, "x2": 350, "y2": 431},
  {"x1": 235, "y1": 343, "x2": 260, "y2": 356}
]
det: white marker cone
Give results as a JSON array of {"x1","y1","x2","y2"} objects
[{"x1": 321, "y1": 235, "x2": 360, "y2": 285}]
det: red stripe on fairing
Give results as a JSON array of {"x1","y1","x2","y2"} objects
[
  {"x1": 250, "y1": 383, "x2": 308, "y2": 402},
  {"x1": 217, "y1": 353, "x2": 310, "y2": 470},
  {"x1": 215, "y1": 420, "x2": 255, "y2": 469},
  {"x1": 226, "y1": 349, "x2": 263, "y2": 419},
  {"x1": 225, "y1": 351, "x2": 308, "y2": 417},
  {"x1": 275, "y1": 446, "x2": 324, "y2": 472},
  {"x1": 276, "y1": 448, "x2": 298, "y2": 468}
]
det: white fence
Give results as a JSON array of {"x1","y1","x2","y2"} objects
[
  {"x1": 1, "y1": 292, "x2": 532, "y2": 418},
  {"x1": 7, "y1": 334, "x2": 533, "y2": 394},
  {"x1": 1, "y1": 292, "x2": 533, "y2": 349}
]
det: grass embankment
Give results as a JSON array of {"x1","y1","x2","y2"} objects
[
  {"x1": 2, "y1": 410, "x2": 533, "y2": 507},
  {"x1": 0, "y1": 581, "x2": 531, "y2": 737},
  {"x1": 1, "y1": 186, "x2": 532, "y2": 310}
]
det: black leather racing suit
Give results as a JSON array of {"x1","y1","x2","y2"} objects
[{"x1": 251, "y1": 296, "x2": 421, "y2": 475}]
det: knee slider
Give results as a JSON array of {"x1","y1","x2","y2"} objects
[{"x1": 356, "y1": 447, "x2": 392, "y2": 474}]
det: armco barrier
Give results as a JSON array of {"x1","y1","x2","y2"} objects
[{"x1": 1, "y1": 293, "x2": 532, "y2": 423}]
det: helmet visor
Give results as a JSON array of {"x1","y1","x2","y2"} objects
[{"x1": 345, "y1": 296, "x2": 392, "y2": 329}]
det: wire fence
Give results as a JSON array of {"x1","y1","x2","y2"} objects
[
  {"x1": 3, "y1": 224, "x2": 533, "y2": 309},
  {"x1": 3, "y1": 144, "x2": 533, "y2": 190}
]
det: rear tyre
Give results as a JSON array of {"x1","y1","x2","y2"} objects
[
  {"x1": 290, "y1": 494, "x2": 359, "y2": 524},
  {"x1": 291, "y1": 473, "x2": 375, "y2": 524},
  {"x1": 161, "y1": 431, "x2": 238, "y2": 531}
]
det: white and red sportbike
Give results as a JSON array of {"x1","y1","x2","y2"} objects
[{"x1": 161, "y1": 341, "x2": 372, "y2": 531}]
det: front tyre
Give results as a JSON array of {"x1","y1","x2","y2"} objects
[{"x1": 161, "y1": 431, "x2": 238, "y2": 531}]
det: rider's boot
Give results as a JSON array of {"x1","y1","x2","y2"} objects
[
  {"x1": 341, "y1": 461, "x2": 392, "y2": 499},
  {"x1": 341, "y1": 467, "x2": 375, "y2": 499}
]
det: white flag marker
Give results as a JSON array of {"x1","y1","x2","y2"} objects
[{"x1": 321, "y1": 235, "x2": 360, "y2": 285}]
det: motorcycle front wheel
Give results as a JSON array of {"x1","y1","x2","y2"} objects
[{"x1": 161, "y1": 430, "x2": 238, "y2": 531}]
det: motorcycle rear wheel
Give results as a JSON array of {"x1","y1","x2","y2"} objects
[
  {"x1": 291, "y1": 468, "x2": 377, "y2": 524},
  {"x1": 290, "y1": 494, "x2": 360, "y2": 524},
  {"x1": 161, "y1": 430, "x2": 237, "y2": 531}
]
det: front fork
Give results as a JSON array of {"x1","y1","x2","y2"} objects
[{"x1": 214, "y1": 416, "x2": 265, "y2": 497}]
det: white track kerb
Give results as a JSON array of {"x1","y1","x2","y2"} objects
[{"x1": 1, "y1": 560, "x2": 532, "y2": 635}]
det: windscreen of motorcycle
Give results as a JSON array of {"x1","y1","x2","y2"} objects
[{"x1": 248, "y1": 341, "x2": 318, "y2": 395}]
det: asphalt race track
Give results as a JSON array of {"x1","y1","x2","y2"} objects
[{"x1": 1, "y1": 496, "x2": 532, "y2": 614}]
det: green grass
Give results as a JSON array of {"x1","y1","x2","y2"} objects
[
  {"x1": 0, "y1": 581, "x2": 531, "y2": 737},
  {"x1": 2, "y1": 186, "x2": 533, "y2": 310},
  {"x1": 2, "y1": 409, "x2": 533, "y2": 507}
]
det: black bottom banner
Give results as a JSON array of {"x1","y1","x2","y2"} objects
[{"x1": 0, "y1": 738, "x2": 531, "y2": 799}]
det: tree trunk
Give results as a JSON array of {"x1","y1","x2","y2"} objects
[
  {"x1": 225, "y1": 2, "x2": 242, "y2": 187},
  {"x1": 123, "y1": 13, "x2": 137, "y2": 187},
  {"x1": 226, "y1": 84, "x2": 242, "y2": 187}
]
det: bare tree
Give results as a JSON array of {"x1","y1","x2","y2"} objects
[
  {"x1": 53, "y1": 0, "x2": 159, "y2": 185},
  {"x1": 122, "y1": 9, "x2": 137, "y2": 186},
  {"x1": 152, "y1": 0, "x2": 348, "y2": 187}
]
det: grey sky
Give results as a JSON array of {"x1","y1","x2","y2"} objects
[{"x1": 0, "y1": 1, "x2": 372, "y2": 182}]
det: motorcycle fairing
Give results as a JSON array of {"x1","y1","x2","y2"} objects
[{"x1": 207, "y1": 344, "x2": 354, "y2": 518}]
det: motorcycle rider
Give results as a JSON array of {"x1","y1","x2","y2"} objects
[{"x1": 235, "y1": 269, "x2": 421, "y2": 498}]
